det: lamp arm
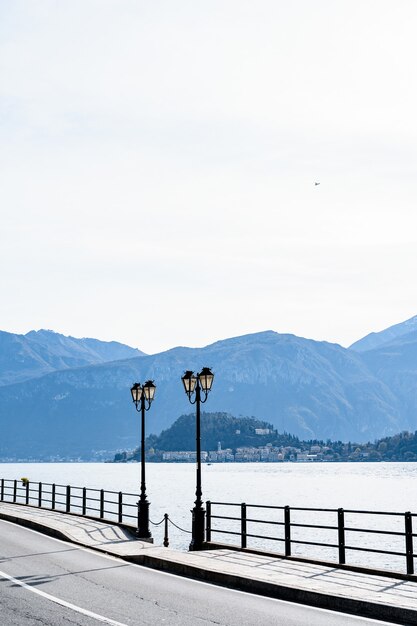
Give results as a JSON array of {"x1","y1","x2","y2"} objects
[
  {"x1": 144, "y1": 399, "x2": 153, "y2": 412},
  {"x1": 186, "y1": 394, "x2": 198, "y2": 405},
  {"x1": 200, "y1": 390, "x2": 210, "y2": 404},
  {"x1": 134, "y1": 398, "x2": 153, "y2": 412}
]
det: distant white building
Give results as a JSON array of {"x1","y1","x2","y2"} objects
[{"x1": 162, "y1": 451, "x2": 208, "y2": 462}]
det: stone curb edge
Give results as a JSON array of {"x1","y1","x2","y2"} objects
[{"x1": 129, "y1": 553, "x2": 417, "y2": 626}]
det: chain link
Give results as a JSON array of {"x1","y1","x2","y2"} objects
[{"x1": 167, "y1": 516, "x2": 192, "y2": 534}]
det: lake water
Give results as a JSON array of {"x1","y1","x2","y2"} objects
[{"x1": 1, "y1": 462, "x2": 416, "y2": 573}]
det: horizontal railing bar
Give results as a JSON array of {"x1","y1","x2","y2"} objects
[
  {"x1": 210, "y1": 529, "x2": 241, "y2": 536},
  {"x1": 344, "y1": 509, "x2": 404, "y2": 517},
  {"x1": 246, "y1": 504, "x2": 286, "y2": 510},
  {"x1": 246, "y1": 533, "x2": 285, "y2": 542},
  {"x1": 345, "y1": 545, "x2": 407, "y2": 557},
  {"x1": 246, "y1": 517, "x2": 285, "y2": 526},
  {"x1": 211, "y1": 515, "x2": 241, "y2": 522},
  {"x1": 290, "y1": 522, "x2": 337, "y2": 531},
  {"x1": 211, "y1": 502, "x2": 410, "y2": 517},
  {"x1": 288, "y1": 507, "x2": 339, "y2": 513},
  {"x1": 1, "y1": 480, "x2": 135, "y2": 498},
  {"x1": 345, "y1": 527, "x2": 405, "y2": 537},
  {"x1": 292, "y1": 539, "x2": 339, "y2": 549}
]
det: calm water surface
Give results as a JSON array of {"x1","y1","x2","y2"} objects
[{"x1": 1, "y1": 462, "x2": 416, "y2": 571}]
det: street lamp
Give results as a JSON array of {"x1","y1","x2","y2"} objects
[
  {"x1": 181, "y1": 367, "x2": 214, "y2": 551},
  {"x1": 130, "y1": 380, "x2": 156, "y2": 540}
]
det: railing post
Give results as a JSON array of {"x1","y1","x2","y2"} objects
[
  {"x1": 38, "y1": 482, "x2": 42, "y2": 508},
  {"x1": 338, "y1": 508, "x2": 346, "y2": 565},
  {"x1": 405, "y1": 511, "x2": 414, "y2": 575},
  {"x1": 66, "y1": 485, "x2": 71, "y2": 513},
  {"x1": 51, "y1": 483, "x2": 56, "y2": 510},
  {"x1": 284, "y1": 505, "x2": 291, "y2": 556},
  {"x1": 241, "y1": 503, "x2": 247, "y2": 549},
  {"x1": 13, "y1": 479, "x2": 17, "y2": 503},
  {"x1": 206, "y1": 501, "x2": 211, "y2": 543},
  {"x1": 82, "y1": 487, "x2": 87, "y2": 516},
  {"x1": 118, "y1": 491, "x2": 123, "y2": 524},
  {"x1": 163, "y1": 513, "x2": 169, "y2": 547},
  {"x1": 100, "y1": 489, "x2": 104, "y2": 519},
  {"x1": 1, "y1": 478, "x2": 4, "y2": 501},
  {"x1": 25, "y1": 481, "x2": 29, "y2": 505}
]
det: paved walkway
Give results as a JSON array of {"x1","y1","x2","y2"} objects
[{"x1": 1, "y1": 501, "x2": 417, "y2": 624}]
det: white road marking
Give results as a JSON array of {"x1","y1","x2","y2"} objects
[
  {"x1": 0, "y1": 567, "x2": 130, "y2": 626},
  {"x1": 0, "y1": 518, "x2": 397, "y2": 625}
]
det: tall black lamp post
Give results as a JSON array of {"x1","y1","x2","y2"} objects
[
  {"x1": 130, "y1": 380, "x2": 156, "y2": 540},
  {"x1": 181, "y1": 367, "x2": 214, "y2": 551}
]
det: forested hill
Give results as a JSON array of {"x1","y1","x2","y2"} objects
[
  {"x1": 146, "y1": 412, "x2": 300, "y2": 451},
  {"x1": 114, "y1": 413, "x2": 417, "y2": 463},
  {"x1": 118, "y1": 412, "x2": 300, "y2": 460}
]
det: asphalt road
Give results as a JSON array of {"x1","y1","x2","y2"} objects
[{"x1": 0, "y1": 520, "x2": 398, "y2": 626}]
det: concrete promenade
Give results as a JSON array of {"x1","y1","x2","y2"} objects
[{"x1": 1, "y1": 501, "x2": 417, "y2": 624}]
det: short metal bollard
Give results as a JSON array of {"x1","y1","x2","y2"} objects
[{"x1": 163, "y1": 513, "x2": 169, "y2": 547}]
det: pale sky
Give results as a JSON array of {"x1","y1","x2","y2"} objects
[{"x1": 1, "y1": 0, "x2": 417, "y2": 354}]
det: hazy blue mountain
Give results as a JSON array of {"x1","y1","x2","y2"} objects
[
  {"x1": 0, "y1": 329, "x2": 144, "y2": 386},
  {"x1": 0, "y1": 331, "x2": 403, "y2": 460},
  {"x1": 359, "y1": 329, "x2": 417, "y2": 432},
  {"x1": 349, "y1": 315, "x2": 417, "y2": 352}
]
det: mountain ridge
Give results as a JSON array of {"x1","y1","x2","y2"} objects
[
  {"x1": 0, "y1": 328, "x2": 145, "y2": 387},
  {"x1": 349, "y1": 315, "x2": 417, "y2": 353}
]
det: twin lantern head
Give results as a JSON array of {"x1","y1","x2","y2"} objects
[
  {"x1": 130, "y1": 381, "x2": 156, "y2": 405},
  {"x1": 181, "y1": 367, "x2": 214, "y2": 394},
  {"x1": 130, "y1": 368, "x2": 214, "y2": 405}
]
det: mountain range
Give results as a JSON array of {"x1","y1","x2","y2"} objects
[
  {"x1": 1, "y1": 318, "x2": 417, "y2": 459},
  {"x1": 0, "y1": 329, "x2": 144, "y2": 386}
]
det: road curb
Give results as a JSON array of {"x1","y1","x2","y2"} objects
[{"x1": 127, "y1": 552, "x2": 417, "y2": 626}]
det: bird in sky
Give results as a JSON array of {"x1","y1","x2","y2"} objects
[{"x1": 314, "y1": 182, "x2": 320, "y2": 186}]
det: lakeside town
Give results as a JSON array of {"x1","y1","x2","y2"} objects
[
  {"x1": 160, "y1": 441, "x2": 328, "y2": 462},
  {"x1": 115, "y1": 439, "x2": 397, "y2": 463}
]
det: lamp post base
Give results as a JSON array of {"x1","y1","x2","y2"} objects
[
  {"x1": 137, "y1": 498, "x2": 153, "y2": 541},
  {"x1": 189, "y1": 505, "x2": 205, "y2": 551}
]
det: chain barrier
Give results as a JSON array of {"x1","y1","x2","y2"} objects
[
  {"x1": 150, "y1": 514, "x2": 191, "y2": 534},
  {"x1": 148, "y1": 513, "x2": 192, "y2": 548},
  {"x1": 167, "y1": 516, "x2": 192, "y2": 534}
]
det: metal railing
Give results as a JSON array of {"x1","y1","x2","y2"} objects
[
  {"x1": 206, "y1": 501, "x2": 416, "y2": 576},
  {"x1": 0, "y1": 477, "x2": 140, "y2": 523},
  {"x1": 0, "y1": 478, "x2": 194, "y2": 548}
]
